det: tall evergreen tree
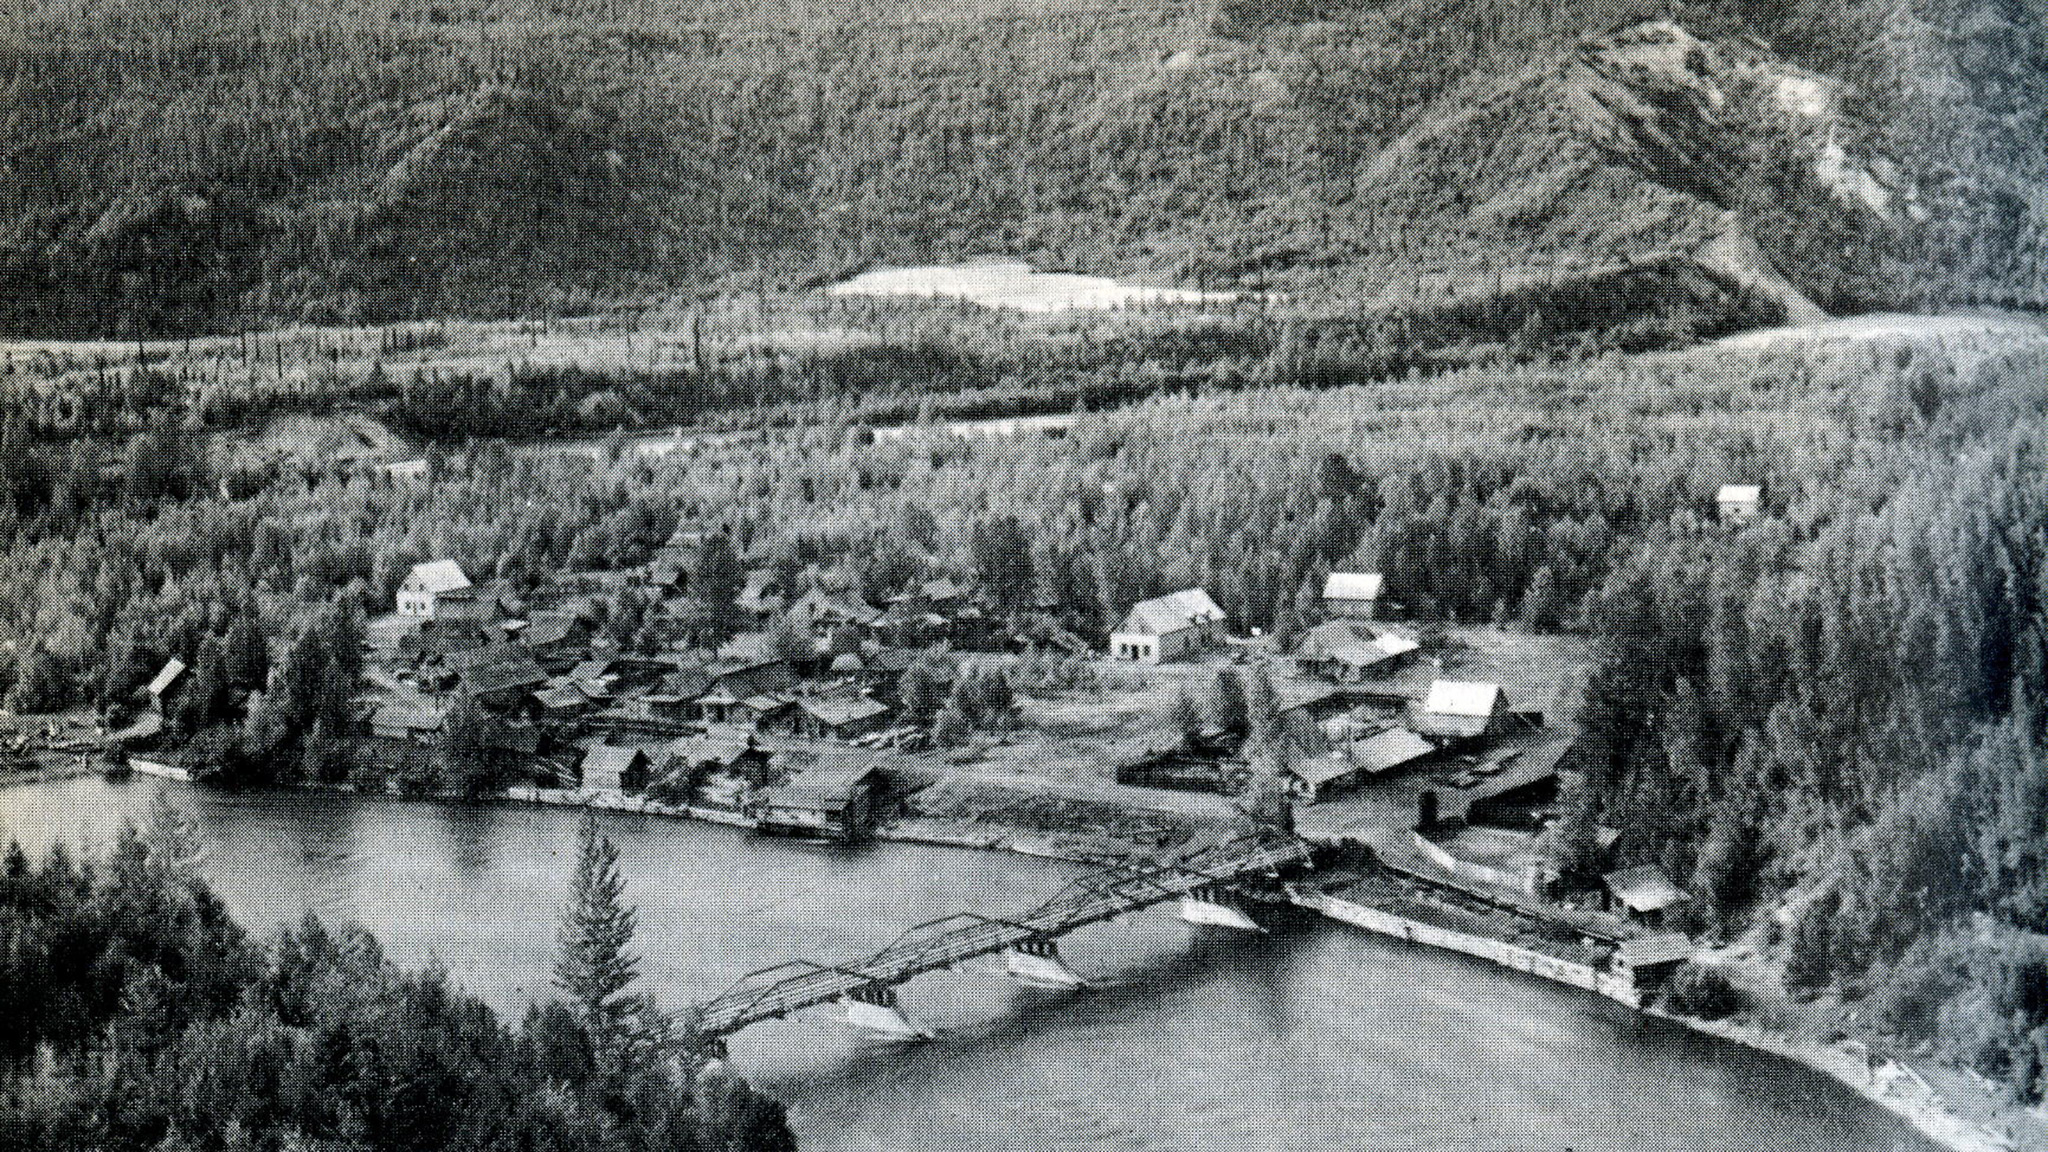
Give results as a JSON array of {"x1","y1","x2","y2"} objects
[{"x1": 554, "y1": 813, "x2": 647, "y2": 1059}]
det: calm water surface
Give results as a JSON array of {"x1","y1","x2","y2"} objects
[{"x1": 2, "y1": 777, "x2": 1936, "y2": 1152}]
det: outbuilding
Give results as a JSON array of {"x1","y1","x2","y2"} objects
[
  {"x1": 1717, "y1": 484, "x2": 1762, "y2": 523},
  {"x1": 1411, "y1": 680, "x2": 1507, "y2": 741},
  {"x1": 1321, "y1": 572, "x2": 1385, "y2": 619},
  {"x1": 1602, "y1": 864, "x2": 1690, "y2": 928}
]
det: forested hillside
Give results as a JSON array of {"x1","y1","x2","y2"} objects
[{"x1": 2, "y1": 0, "x2": 2043, "y2": 336}]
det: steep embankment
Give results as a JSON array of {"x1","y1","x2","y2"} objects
[{"x1": 0, "y1": 0, "x2": 2040, "y2": 336}]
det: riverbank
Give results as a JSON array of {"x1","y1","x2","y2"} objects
[{"x1": 1286, "y1": 879, "x2": 2031, "y2": 1152}]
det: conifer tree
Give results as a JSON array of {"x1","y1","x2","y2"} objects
[{"x1": 554, "y1": 813, "x2": 647, "y2": 1059}]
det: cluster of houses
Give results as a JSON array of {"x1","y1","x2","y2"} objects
[
  {"x1": 360, "y1": 530, "x2": 1009, "y2": 838},
  {"x1": 1107, "y1": 570, "x2": 1690, "y2": 929}
]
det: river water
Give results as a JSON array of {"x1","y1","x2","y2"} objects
[{"x1": 2, "y1": 776, "x2": 1935, "y2": 1152}]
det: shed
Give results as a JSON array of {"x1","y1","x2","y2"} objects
[
  {"x1": 579, "y1": 743, "x2": 653, "y2": 794},
  {"x1": 1295, "y1": 620, "x2": 1420, "y2": 681},
  {"x1": 371, "y1": 701, "x2": 445, "y2": 742},
  {"x1": 146, "y1": 658, "x2": 188, "y2": 712},
  {"x1": 1602, "y1": 865, "x2": 1690, "y2": 928},
  {"x1": 1322, "y1": 572, "x2": 1385, "y2": 618},
  {"x1": 1109, "y1": 588, "x2": 1227, "y2": 664},
  {"x1": 1614, "y1": 932, "x2": 1696, "y2": 995}
]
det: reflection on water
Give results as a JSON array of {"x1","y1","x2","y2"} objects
[{"x1": 2, "y1": 777, "x2": 1934, "y2": 1152}]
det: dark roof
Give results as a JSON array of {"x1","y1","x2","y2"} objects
[
  {"x1": 1616, "y1": 933, "x2": 1695, "y2": 968},
  {"x1": 457, "y1": 655, "x2": 548, "y2": 696},
  {"x1": 372, "y1": 701, "x2": 444, "y2": 731},
  {"x1": 523, "y1": 611, "x2": 582, "y2": 648},
  {"x1": 445, "y1": 643, "x2": 524, "y2": 673}
]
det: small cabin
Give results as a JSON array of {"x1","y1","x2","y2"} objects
[
  {"x1": 579, "y1": 743, "x2": 653, "y2": 794},
  {"x1": 1716, "y1": 484, "x2": 1762, "y2": 524},
  {"x1": 797, "y1": 695, "x2": 893, "y2": 741},
  {"x1": 1321, "y1": 572, "x2": 1385, "y2": 619},
  {"x1": 371, "y1": 701, "x2": 445, "y2": 742},
  {"x1": 1602, "y1": 864, "x2": 1690, "y2": 928},
  {"x1": 1613, "y1": 932, "x2": 1695, "y2": 997},
  {"x1": 145, "y1": 658, "x2": 188, "y2": 715},
  {"x1": 397, "y1": 560, "x2": 473, "y2": 619},
  {"x1": 1109, "y1": 588, "x2": 1227, "y2": 664}
]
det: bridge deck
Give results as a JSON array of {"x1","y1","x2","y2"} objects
[{"x1": 693, "y1": 831, "x2": 1312, "y2": 1037}]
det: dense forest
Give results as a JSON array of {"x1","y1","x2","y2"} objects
[
  {"x1": 1, "y1": 0, "x2": 2043, "y2": 337},
  {"x1": 0, "y1": 802, "x2": 797, "y2": 1151}
]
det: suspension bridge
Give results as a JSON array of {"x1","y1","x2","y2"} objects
[{"x1": 690, "y1": 829, "x2": 1316, "y2": 1043}]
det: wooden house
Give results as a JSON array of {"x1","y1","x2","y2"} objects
[
  {"x1": 579, "y1": 743, "x2": 653, "y2": 794},
  {"x1": 1601, "y1": 864, "x2": 1690, "y2": 928},
  {"x1": 1294, "y1": 620, "x2": 1420, "y2": 682},
  {"x1": 1321, "y1": 572, "x2": 1385, "y2": 619},
  {"x1": 1109, "y1": 588, "x2": 1227, "y2": 663},
  {"x1": 397, "y1": 560, "x2": 473, "y2": 619},
  {"x1": 1411, "y1": 680, "x2": 1507, "y2": 741},
  {"x1": 753, "y1": 754, "x2": 888, "y2": 841}
]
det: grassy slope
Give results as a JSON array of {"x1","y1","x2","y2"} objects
[{"x1": 0, "y1": 0, "x2": 2042, "y2": 336}]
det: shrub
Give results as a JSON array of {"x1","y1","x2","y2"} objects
[{"x1": 1663, "y1": 962, "x2": 1745, "y2": 1021}]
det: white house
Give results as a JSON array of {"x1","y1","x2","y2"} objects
[
  {"x1": 396, "y1": 559, "x2": 473, "y2": 619},
  {"x1": 1717, "y1": 484, "x2": 1762, "y2": 523},
  {"x1": 1109, "y1": 588, "x2": 1227, "y2": 663},
  {"x1": 1321, "y1": 572, "x2": 1385, "y2": 619}
]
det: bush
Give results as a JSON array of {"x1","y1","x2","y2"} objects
[{"x1": 1663, "y1": 962, "x2": 1745, "y2": 1021}]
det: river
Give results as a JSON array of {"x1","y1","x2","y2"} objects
[{"x1": 2, "y1": 776, "x2": 1936, "y2": 1152}]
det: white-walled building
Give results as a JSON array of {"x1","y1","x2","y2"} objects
[
  {"x1": 396, "y1": 560, "x2": 473, "y2": 619},
  {"x1": 1109, "y1": 588, "x2": 1227, "y2": 663}
]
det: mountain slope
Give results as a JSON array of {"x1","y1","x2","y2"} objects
[{"x1": 0, "y1": 0, "x2": 2039, "y2": 336}]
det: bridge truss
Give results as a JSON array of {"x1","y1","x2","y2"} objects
[{"x1": 691, "y1": 830, "x2": 1314, "y2": 1039}]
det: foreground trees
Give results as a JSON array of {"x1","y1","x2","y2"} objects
[{"x1": 0, "y1": 804, "x2": 796, "y2": 1152}]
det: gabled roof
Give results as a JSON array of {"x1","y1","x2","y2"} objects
[
  {"x1": 405, "y1": 559, "x2": 472, "y2": 594},
  {"x1": 1116, "y1": 588, "x2": 1226, "y2": 635},
  {"x1": 371, "y1": 701, "x2": 444, "y2": 731},
  {"x1": 580, "y1": 743, "x2": 650, "y2": 775},
  {"x1": 522, "y1": 611, "x2": 582, "y2": 648},
  {"x1": 1352, "y1": 726, "x2": 1437, "y2": 774},
  {"x1": 1298, "y1": 621, "x2": 1419, "y2": 669},
  {"x1": 1322, "y1": 572, "x2": 1385, "y2": 602},
  {"x1": 445, "y1": 643, "x2": 523, "y2": 673},
  {"x1": 1717, "y1": 484, "x2": 1762, "y2": 503},
  {"x1": 763, "y1": 753, "x2": 886, "y2": 809},
  {"x1": 533, "y1": 684, "x2": 589, "y2": 710},
  {"x1": 456, "y1": 654, "x2": 548, "y2": 696},
  {"x1": 1424, "y1": 680, "x2": 1503, "y2": 718},
  {"x1": 718, "y1": 631, "x2": 778, "y2": 665},
  {"x1": 799, "y1": 696, "x2": 892, "y2": 726},
  {"x1": 742, "y1": 694, "x2": 795, "y2": 714},
  {"x1": 1603, "y1": 865, "x2": 1689, "y2": 913},
  {"x1": 147, "y1": 658, "x2": 187, "y2": 697},
  {"x1": 1289, "y1": 753, "x2": 1360, "y2": 788}
]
